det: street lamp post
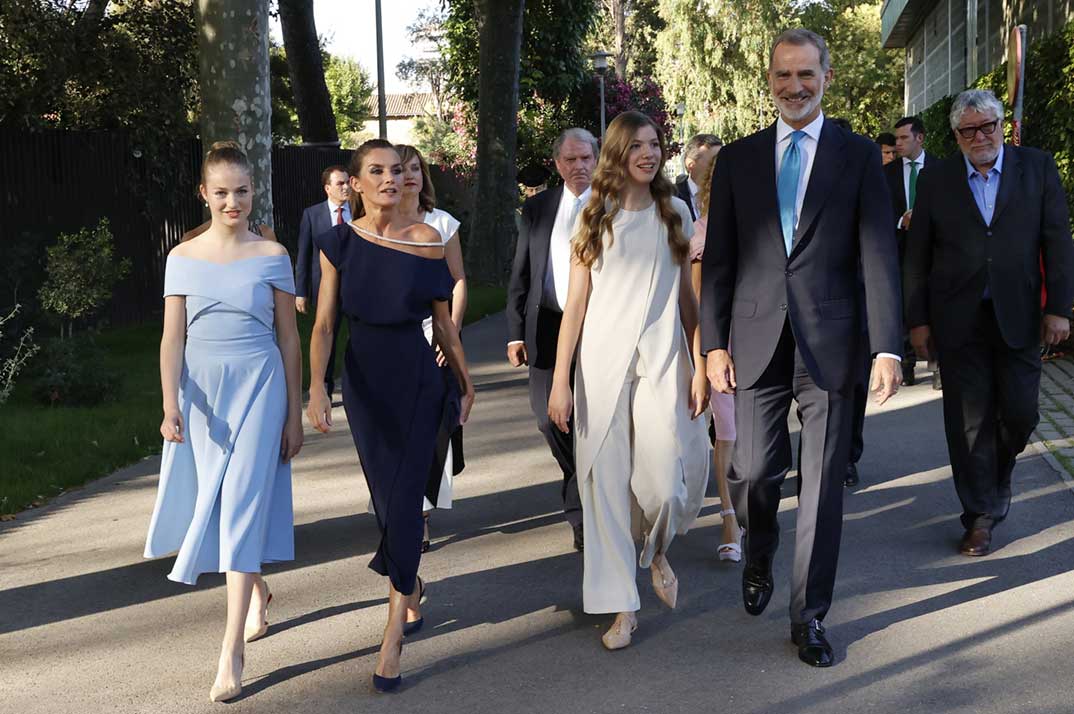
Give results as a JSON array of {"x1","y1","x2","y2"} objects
[
  {"x1": 675, "y1": 102, "x2": 686, "y2": 144},
  {"x1": 590, "y1": 51, "x2": 612, "y2": 141}
]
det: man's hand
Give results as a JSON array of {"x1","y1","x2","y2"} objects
[
  {"x1": 870, "y1": 356, "x2": 902, "y2": 406},
  {"x1": 507, "y1": 342, "x2": 528, "y2": 367},
  {"x1": 909, "y1": 325, "x2": 932, "y2": 361},
  {"x1": 295, "y1": 297, "x2": 308, "y2": 314},
  {"x1": 1042, "y1": 314, "x2": 1071, "y2": 346},
  {"x1": 900, "y1": 209, "x2": 913, "y2": 230},
  {"x1": 706, "y1": 349, "x2": 736, "y2": 395}
]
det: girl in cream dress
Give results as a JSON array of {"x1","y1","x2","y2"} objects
[{"x1": 548, "y1": 111, "x2": 711, "y2": 650}]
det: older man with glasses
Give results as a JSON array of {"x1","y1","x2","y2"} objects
[{"x1": 904, "y1": 89, "x2": 1074, "y2": 557}]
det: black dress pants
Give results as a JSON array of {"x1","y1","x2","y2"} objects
[
  {"x1": 730, "y1": 320, "x2": 854, "y2": 625},
  {"x1": 528, "y1": 306, "x2": 582, "y2": 528},
  {"x1": 937, "y1": 302, "x2": 1041, "y2": 530}
]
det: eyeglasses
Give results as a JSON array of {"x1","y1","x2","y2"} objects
[{"x1": 956, "y1": 120, "x2": 1000, "y2": 140}]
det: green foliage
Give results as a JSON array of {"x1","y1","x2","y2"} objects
[
  {"x1": 919, "y1": 19, "x2": 1074, "y2": 222},
  {"x1": 442, "y1": 0, "x2": 599, "y2": 171},
  {"x1": 324, "y1": 54, "x2": 374, "y2": 146},
  {"x1": 31, "y1": 333, "x2": 121, "y2": 407},
  {"x1": 398, "y1": 5, "x2": 451, "y2": 118},
  {"x1": 0, "y1": 1, "x2": 199, "y2": 148},
  {"x1": 414, "y1": 112, "x2": 469, "y2": 168},
  {"x1": 0, "y1": 305, "x2": 39, "y2": 407},
  {"x1": 38, "y1": 219, "x2": 131, "y2": 329},
  {"x1": 656, "y1": 0, "x2": 903, "y2": 142},
  {"x1": 270, "y1": 43, "x2": 301, "y2": 145}
]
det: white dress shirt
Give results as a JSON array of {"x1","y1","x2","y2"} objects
[
  {"x1": 775, "y1": 111, "x2": 901, "y2": 365},
  {"x1": 327, "y1": 199, "x2": 350, "y2": 225},
  {"x1": 897, "y1": 151, "x2": 926, "y2": 229},
  {"x1": 543, "y1": 185, "x2": 591, "y2": 311},
  {"x1": 774, "y1": 111, "x2": 825, "y2": 231}
]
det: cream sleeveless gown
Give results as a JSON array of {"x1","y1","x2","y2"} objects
[{"x1": 574, "y1": 197, "x2": 710, "y2": 614}]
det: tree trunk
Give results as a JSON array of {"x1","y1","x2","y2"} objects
[
  {"x1": 77, "y1": 0, "x2": 110, "y2": 35},
  {"x1": 468, "y1": 0, "x2": 525, "y2": 285},
  {"x1": 277, "y1": 0, "x2": 339, "y2": 145},
  {"x1": 195, "y1": 0, "x2": 274, "y2": 227},
  {"x1": 612, "y1": 0, "x2": 627, "y2": 78}
]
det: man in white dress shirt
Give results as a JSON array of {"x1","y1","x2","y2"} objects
[
  {"x1": 883, "y1": 116, "x2": 934, "y2": 387},
  {"x1": 296, "y1": 165, "x2": 350, "y2": 396},
  {"x1": 506, "y1": 128, "x2": 598, "y2": 551},
  {"x1": 675, "y1": 134, "x2": 723, "y2": 221}
]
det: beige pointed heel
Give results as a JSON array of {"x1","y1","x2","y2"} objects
[
  {"x1": 601, "y1": 612, "x2": 638, "y2": 651},
  {"x1": 209, "y1": 654, "x2": 243, "y2": 703},
  {"x1": 244, "y1": 589, "x2": 272, "y2": 643},
  {"x1": 651, "y1": 554, "x2": 679, "y2": 609}
]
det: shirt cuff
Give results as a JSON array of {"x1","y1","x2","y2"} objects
[
  {"x1": 507, "y1": 340, "x2": 525, "y2": 346},
  {"x1": 876, "y1": 352, "x2": 902, "y2": 362}
]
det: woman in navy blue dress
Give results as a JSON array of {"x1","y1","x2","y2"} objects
[{"x1": 307, "y1": 139, "x2": 475, "y2": 692}]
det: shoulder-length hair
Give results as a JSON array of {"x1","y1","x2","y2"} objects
[
  {"x1": 395, "y1": 144, "x2": 437, "y2": 213},
  {"x1": 573, "y1": 111, "x2": 688, "y2": 268}
]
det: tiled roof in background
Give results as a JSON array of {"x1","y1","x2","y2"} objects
[{"x1": 364, "y1": 92, "x2": 433, "y2": 118}]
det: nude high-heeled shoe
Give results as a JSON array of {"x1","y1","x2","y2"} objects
[
  {"x1": 601, "y1": 612, "x2": 638, "y2": 651},
  {"x1": 244, "y1": 588, "x2": 273, "y2": 643},
  {"x1": 209, "y1": 654, "x2": 243, "y2": 703},
  {"x1": 651, "y1": 554, "x2": 679, "y2": 609}
]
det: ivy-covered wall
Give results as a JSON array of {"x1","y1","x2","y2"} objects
[{"x1": 920, "y1": 19, "x2": 1074, "y2": 225}]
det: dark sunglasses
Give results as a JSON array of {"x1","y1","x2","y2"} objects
[{"x1": 956, "y1": 120, "x2": 1000, "y2": 139}]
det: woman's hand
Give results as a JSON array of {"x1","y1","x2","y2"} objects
[
  {"x1": 160, "y1": 408, "x2": 184, "y2": 443},
  {"x1": 280, "y1": 414, "x2": 304, "y2": 462},
  {"x1": 306, "y1": 387, "x2": 333, "y2": 433},
  {"x1": 459, "y1": 384, "x2": 475, "y2": 425},
  {"x1": 548, "y1": 381, "x2": 574, "y2": 433},
  {"x1": 435, "y1": 343, "x2": 448, "y2": 367},
  {"x1": 689, "y1": 369, "x2": 710, "y2": 419}
]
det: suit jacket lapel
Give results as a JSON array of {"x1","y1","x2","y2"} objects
[
  {"x1": 790, "y1": 120, "x2": 846, "y2": 258},
  {"x1": 757, "y1": 125, "x2": 785, "y2": 255},
  {"x1": 954, "y1": 157, "x2": 987, "y2": 228},
  {"x1": 990, "y1": 144, "x2": 1020, "y2": 226}
]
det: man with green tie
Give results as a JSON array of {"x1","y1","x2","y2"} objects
[{"x1": 885, "y1": 116, "x2": 930, "y2": 386}]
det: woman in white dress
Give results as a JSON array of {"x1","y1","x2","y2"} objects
[
  {"x1": 548, "y1": 111, "x2": 711, "y2": 650},
  {"x1": 397, "y1": 145, "x2": 467, "y2": 551}
]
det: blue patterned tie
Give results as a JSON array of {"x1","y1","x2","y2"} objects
[{"x1": 777, "y1": 130, "x2": 806, "y2": 256}]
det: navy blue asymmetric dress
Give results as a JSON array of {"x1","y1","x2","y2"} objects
[{"x1": 315, "y1": 224, "x2": 459, "y2": 596}]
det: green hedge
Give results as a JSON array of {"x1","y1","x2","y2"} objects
[{"x1": 920, "y1": 20, "x2": 1074, "y2": 224}]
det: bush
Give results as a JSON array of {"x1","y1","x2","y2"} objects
[
  {"x1": 30, "y1": 334, "x2": 121, "y2": 407},
  {"x1": 0, "y1": 305, "x2": 39, "y2": 406},
  {"x1": 38, "y1": 218, "x2": 131, "y2": 337}
]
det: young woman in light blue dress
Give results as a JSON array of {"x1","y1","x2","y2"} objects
[{"x1": 144, "y1": 141, "x2": 304, "y2": 703}]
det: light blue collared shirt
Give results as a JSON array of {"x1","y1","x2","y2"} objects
[{"x1": 964, "y1": 146, "x2": 1004, "y2": 226}]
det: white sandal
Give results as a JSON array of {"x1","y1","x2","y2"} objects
[{"x1": 717, "y1": 508, "x2": 742, "y2": 563}]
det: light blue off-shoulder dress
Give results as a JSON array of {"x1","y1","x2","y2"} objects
[{"x1": 144, "y1": 254, "x2": 296, "y2": 585}]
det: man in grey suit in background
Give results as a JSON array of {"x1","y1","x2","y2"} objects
[
  {"x1": 701, "y1": 29, "x2": 903, "y2": 667},
  {"x1": 506, "y1": 127, "x2": 598, "y2": 551}
]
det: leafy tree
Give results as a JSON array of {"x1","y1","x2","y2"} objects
[
  {"x1": 397, "y1": 5, "x2": 451, "y2": 118},
  {"x1": 270, "y1": 43, "x2": 301, "y2": 145},
  {"x1": 324, "y1": 55, "x2": 374, "y2": 147},
  {"x1": 592, "y1": 0, "x2": 665, "y2": 80},
  {"x1": 0, "y1": 305, "x2": 39, "y2": 407},
  {"x1": 277, "y1": 0, "x2": 338, "y2": 144}
]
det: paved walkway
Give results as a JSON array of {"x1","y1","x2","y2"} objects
[{"x1": 2, "y1": 314, "x2": 1074, "y2": 714}]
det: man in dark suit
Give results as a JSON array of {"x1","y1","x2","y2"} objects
[
  {"x1": 675, "y1": 134, "x2": 722, "y2": 220},
  {"x1": 507, "y1": 127, "x2": 598, "y2": 551},
  {"x1": 876, "y1": 132, "x2": 897, "y2": 166},
  {"x1": 905, "y1": 89, "x2": 1073, "y2": 558},
  {"x1": 701, "y1": 29, "x2": 903, "y2": 667},
  {"x1": 295, "y1": 165, "x2": 350, "y2": 396},
  {"x1": 884, "y1": 116, "x2": 933, "y2": 387}
]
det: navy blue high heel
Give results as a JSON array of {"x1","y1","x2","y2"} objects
[
  {"x1": 402, "y1": 577, "x2": 426, "y2": 636},
  {"x1": 373, "y1": 640, "x2": 403, "y2": 693}
]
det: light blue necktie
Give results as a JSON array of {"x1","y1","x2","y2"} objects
[{"x1": 777, "y1": 130, "x2": 806, "y2": 256}]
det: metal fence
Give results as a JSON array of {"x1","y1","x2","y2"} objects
[{"x1": 0, "y1": 130, "x2": 351, "y2": 325}]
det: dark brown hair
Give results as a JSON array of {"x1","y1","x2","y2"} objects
[
  {"x1": 573, "y1": 111, "x2": 688, "y2": 268},
  {"x1": 395, "y1": 144, "x2": 437, "y2": 213},
  {"x1": 321, "y1": 164, "x2": 348, "y2": 186},
  {"x1": 201, "y1": 140, "x2": 251, "y2": 184},
  {"x1": 347, "y1": 139, "x2": 398, "y2": 219}
]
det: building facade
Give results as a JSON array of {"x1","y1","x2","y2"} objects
[{"x1": 882, "y1": 0, "x2": 1074, "y2": 113}]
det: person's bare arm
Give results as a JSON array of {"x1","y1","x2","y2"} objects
[
  {"x1": 273, "y1": 286, "x2": 304, "y2": 461},
  {"x1": 306, "y1": 252, "x2": 339, "y2": 433},
  {"x1": 431, "y1": 300, "x2": 475, "y2": 424},
  {"x1": 680, "y1": 261, "x2": 709, "y2": 418},
  {"x1": 160, "y1": 296, "x2": 187, "y2": 443},
  {"x1": 547, "y1": 260, "x2": 591, "y2": 433}
]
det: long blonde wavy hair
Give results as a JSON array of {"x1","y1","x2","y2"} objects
[{"x1": 572, "y1": 111, "x2": 688, "y2": 268}]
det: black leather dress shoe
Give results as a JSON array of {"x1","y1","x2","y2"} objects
[
  {"x1": 791, "y1": 619, "x2": 834, "y2": 667},
  {"x1": 572, "y1": 523, "x2": 584, "y2": 552},
  {"x1": 844, "y1": 462, "x2": 860, "y2": 488},
  {"x1": 742, "y1": 559, "x2": 773, "y2": 616},
  {"x1": 902, "y1": 361, "x2": 917, "y2": 386}
]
